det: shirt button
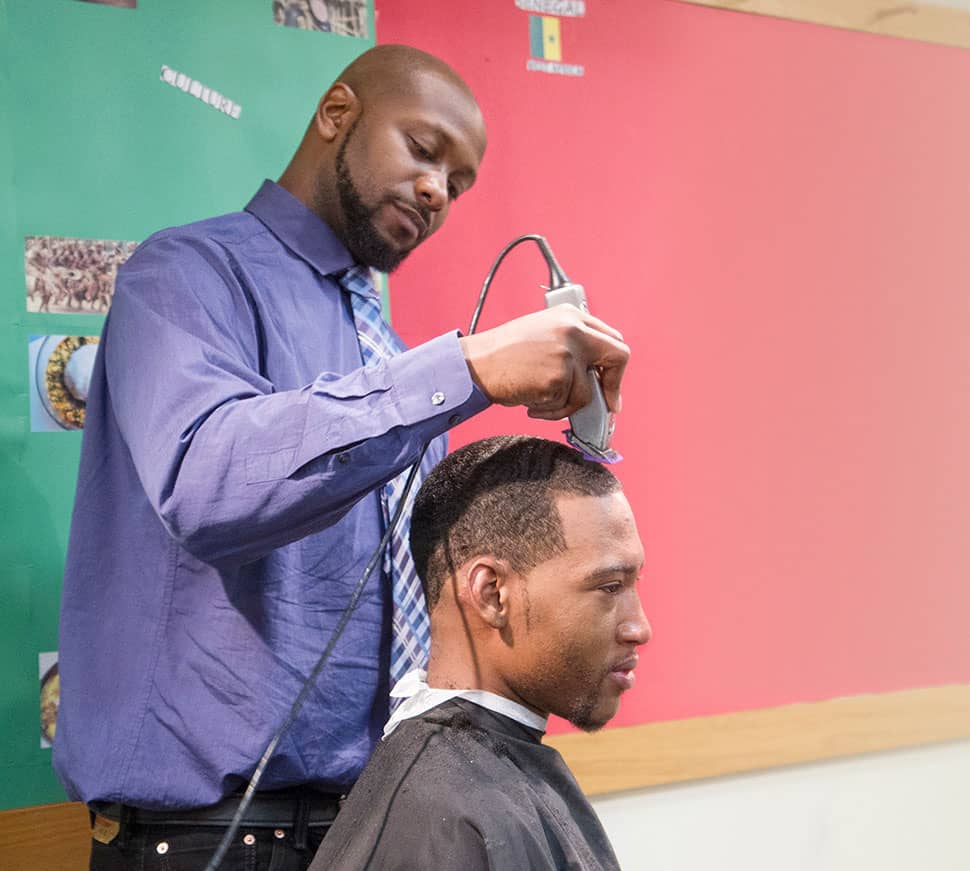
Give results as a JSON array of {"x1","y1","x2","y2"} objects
[
  {"x1": 448, "y1": 414, "x2": 462, "y2": 426},
  {"x1": 243, "y1": 833, "x2": 256, "y2": 846},
  {"x1": 431, "y1": 391, "x2": 446, "y2": 406},
  {"x1": 156, "y1": 842, "x2": 169, "y2": 855},
  {"x1": 274, "y1": 829, "x2": 286, "y2": 840},
  {"x1": 337, "y1": 453, "x2": 350, "y2": 465}
]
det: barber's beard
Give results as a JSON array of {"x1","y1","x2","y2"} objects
[{"x1": 330, "y1": 121, "x2": 409, "y2": 273}]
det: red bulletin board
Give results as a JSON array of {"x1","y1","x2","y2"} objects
[{"x1": 375, "y1": 0, "x2": 970, "y2": 735}]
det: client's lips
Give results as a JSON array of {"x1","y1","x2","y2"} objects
[{"x1": 608, "y1": 655, "x2": 638, "y2": 691}]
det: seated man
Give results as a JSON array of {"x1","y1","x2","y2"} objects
[{"x1": 310, "y1": 435, "x2": 651, "y2": 870}]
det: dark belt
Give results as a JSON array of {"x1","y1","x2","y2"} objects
[{"x1": 100, "y1": 787, "x2": 342, "y2": 830}]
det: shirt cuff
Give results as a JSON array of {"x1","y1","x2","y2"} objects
[{"x1": 290, "y1": 331, "x2": 489, "y2": 474}]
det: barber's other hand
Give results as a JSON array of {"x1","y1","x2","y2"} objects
[{"x1": 458, "y1": 305, "x2": 628, "y2": 420}]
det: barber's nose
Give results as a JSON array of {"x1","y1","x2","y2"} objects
[
  {"x1": 415, "y1": 171, "x2": 448, "y2": 213},
  {"x1": 618, "y1": 595, "x2": 652, "y2": 646}
]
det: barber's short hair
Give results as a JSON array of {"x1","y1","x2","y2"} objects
[{"x1": 410, "y1": 435, "x2": 622, "y2": 608}]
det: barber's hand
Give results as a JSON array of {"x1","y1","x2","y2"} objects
[{"x1": 458, "y1": 304, "x2": 629, "y2": 420}]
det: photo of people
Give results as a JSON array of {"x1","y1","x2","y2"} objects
[
  {"x1": 39, "y1": 652, "x2": 59, "y2": 749},
  {"x1": 273, "y1": 0, "x2": 369, "y2": 38},
  {"x1": 28, "y1": 335, "x2": 101, "y2": 432},
  {"x1": 25, "y1": 235, "x2": 137, "y2": 315},
  {"x1": 75, "y1": 0, "x2": 137, "y2": 8}
]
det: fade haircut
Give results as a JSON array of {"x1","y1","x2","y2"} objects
[{"x1": 410, "y1": 436, "x2": 622, "y2": 609}]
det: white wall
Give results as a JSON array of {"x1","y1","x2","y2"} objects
[{"x1": 592, "y1": 740, "x2": 970, "y2": 871}]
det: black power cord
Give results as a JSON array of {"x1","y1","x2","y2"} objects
[
  {"x1": 204, "y1": 235, "x2": 564, "y2": 869},
  {"x1": 468, "y1": 234, "x2": 569, "y2": 334}
]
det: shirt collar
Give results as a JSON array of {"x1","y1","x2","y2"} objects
[
  {"x1": 383, "y1": 669, "x2": 549, "y2": 738},
  {"x1": 245, "y1": 179, "x2": 355, "y2": 278}
]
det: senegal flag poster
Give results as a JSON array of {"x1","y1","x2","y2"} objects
[{"x1": 529, "y1": 14, "x2": 562, "y2": 61}]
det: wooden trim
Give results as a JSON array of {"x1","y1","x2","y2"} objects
[
  {"x1": 547, "y1": 683, "x2": 970, "y2": 796},
  {"x1": 0, "y1": 800, "x2": 88, "y2": 871},
  {"x1": 674, "y1": 0, "x2": 970, "y2": 51},
  {"x1": 3, "y1": 686, "x2": 968, "y2": 867}
]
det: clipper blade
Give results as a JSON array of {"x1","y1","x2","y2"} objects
[{"x1": 564, "y1": 430, "x2": 623, "y2": 464}]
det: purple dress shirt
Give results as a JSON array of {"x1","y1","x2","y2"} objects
[{"x1": 53, "y1": 181, "x2": 489, "y2": 809}]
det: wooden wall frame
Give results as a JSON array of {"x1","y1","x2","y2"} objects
[
  {"x1": 548, "y1": 683, "x2": 970, "y2": 795},
  {"x1": 3, "y1": 685, "x2": 968, "y2": 869},
  {"x1": 675, "y1": 0, "x2": 970, "y2": 51}
]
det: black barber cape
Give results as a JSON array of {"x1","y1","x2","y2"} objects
[{"x1": 308, "y1": 698, "x2": 621, "y2": 870}]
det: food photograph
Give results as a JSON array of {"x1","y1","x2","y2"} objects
[
  {"x1": 39, "y1": 653, "x2": 59, "y2": 749},
  {"x1": 28, "y1": 335, "x2": 100, "y2": 431}
]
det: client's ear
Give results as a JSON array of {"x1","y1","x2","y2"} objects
[{"x1": 464, "y1": 557, "x2": 512, "y2": 630}]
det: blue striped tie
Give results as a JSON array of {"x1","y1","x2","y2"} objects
[{"x1": 337, "y1": 265, "x2": 433, "y2": 692}]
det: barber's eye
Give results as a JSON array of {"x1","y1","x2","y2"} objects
[
  {"x1": 410, "y1": 137, "x2": 433, "y2": 160},
  {"x1": 599, "y1": 583, "x2": 622, "y2": 595}
]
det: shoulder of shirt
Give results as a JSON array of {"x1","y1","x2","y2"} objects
[{"x1": 126, "y1": 210, "x2": 272, "y2": 265}]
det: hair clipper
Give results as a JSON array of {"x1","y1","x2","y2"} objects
[{"x1": 544, "y1": 283, "x2": 622, "y2": 464}]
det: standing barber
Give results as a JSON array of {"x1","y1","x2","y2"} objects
[{"x1": 54, "y1": 44, "x2": 628, "y2": 870}]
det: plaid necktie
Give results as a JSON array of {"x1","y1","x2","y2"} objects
[{"x1": 336, "y1": 265, "x2": 433, "y2": 690}]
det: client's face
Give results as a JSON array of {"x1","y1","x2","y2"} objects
[{"x1": 503, "y1": 491, "x2": 650, "y2": 731}]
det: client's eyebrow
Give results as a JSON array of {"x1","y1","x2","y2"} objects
[{"x1": 585, "y1": 564, "x2": 642, "y2": 583}]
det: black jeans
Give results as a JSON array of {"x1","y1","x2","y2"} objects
[{"x1": 89, "y1": 820, "x2": 330, "y2": 870}]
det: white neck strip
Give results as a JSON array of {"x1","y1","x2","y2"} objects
[{"x1": 383, "y1": 669, "x2": 548, "y2": 738}]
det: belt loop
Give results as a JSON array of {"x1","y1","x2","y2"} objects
[
  {"x1": 116, "y1": 804, "x2": 134, "y2": 850},
  {"x1": 293, "y1": 794, "x2": 310, "y2": 851}
]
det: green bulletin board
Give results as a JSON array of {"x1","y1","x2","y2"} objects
[{"x1": 0, "y1": 0, "x2": 373, "y2": 810}]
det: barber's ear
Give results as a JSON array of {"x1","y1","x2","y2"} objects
[
  {"x1": 315, "y1": 82, "x2": 360, "y2": 142},
  {"x1": 465, "y1": 558, "x2": 511, "y2": 630}
]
